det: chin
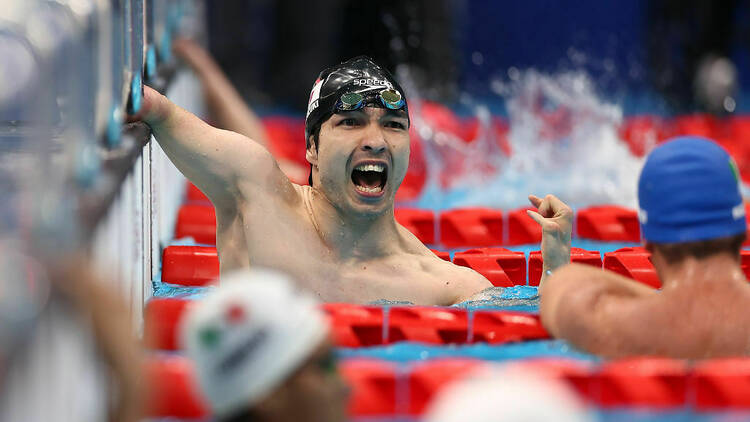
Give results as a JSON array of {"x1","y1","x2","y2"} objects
[{"x1": 347, "y1": 197, "x2": 392, "y2": 219}]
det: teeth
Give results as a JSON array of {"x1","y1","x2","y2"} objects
[
  {"x1": 355, "y1": 185, "x2": 383, "y2": 193},
  {"x1": 355, "y1": 163, "x2": 385, "y2": 172}
]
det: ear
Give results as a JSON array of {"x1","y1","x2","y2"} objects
[{"x1": 306, "y1": 135, "x2": 318, "y2": 166}]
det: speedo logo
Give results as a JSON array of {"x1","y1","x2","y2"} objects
[{"x1": 352, "y1": 78, "x2": 393, "y2": 88}]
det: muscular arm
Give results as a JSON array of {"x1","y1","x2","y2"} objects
[
  {"x1": 539, "y1": 263, "x2": 658, "y2": 357},
  {"x1": 172, "y1": 39, "x2": 309, "y2": 184},
  {"x1": 139, "y1": 86, "x2": 295, "y2": 208}
]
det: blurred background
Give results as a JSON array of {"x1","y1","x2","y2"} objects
[
  {"x1": 1, "y1": 1, "x2": 750, "y2": 421},
  {"x1": 207, "y1": 0, "x2": 750, "y2": 114}
]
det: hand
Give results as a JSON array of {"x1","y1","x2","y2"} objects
[
  {"x1": 527, "y1": 194, "x2": 573, "y2": 277},
  {"x1": 126, "y1": 85, "x2": 168, "y2": 126}
]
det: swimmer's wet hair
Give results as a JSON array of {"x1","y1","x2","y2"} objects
[{"x1": 649, "y1": 233, "x2": 746, "y2": 263}]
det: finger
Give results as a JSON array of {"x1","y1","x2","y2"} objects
[
  {"x1": 526, "y1": 210, "x2": 546, "y2": 226},
  {"x1": 545, "y1": 194, "x2": 573, "y2": 217},
  {"x1": 537, "y1": 196, "x2": 554, "y2": 218},
  {"x1": 528, "y1": 194, "x2": 543, "y2": 208}
]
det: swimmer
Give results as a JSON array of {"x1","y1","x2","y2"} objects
[
  {"x1": 541, "y1": 137, "x2": 750, "y2": 358},
  {"x1": 181, "y1": 269, "x2": 348, "y2": 422},
  {"x1": 135, "y1": 56, "x2": 572, "y2": 304}
]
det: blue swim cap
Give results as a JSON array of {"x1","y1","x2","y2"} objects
[{"x1": 638, "y1": 136, "x2": 747, "y2": 243}]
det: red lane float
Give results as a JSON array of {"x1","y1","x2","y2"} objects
[
  {"x1": 387, "y1": 307, "x2": 469, "y2": 344},
  {"x1": 321, "y1": 303, "x2": 386, "y2": 347},
  {"x1": 263, "y1": 116, "x2": 308, "y2": 168},
  {"x1": 143, "y1": 354, "x2": 750, "y2": 420},
  {"x1": 603, "y1": 247, "x2": 660, "y2": 288},
  {"x1": 144, "y1": 298, "x2": 194, "y2": 350},
  {"x1": 723, "y1": 117, "x2": 750, "y2": 183},
  {"x1": 693, "y1": 358, "x2": 750, "y2": 409},
  {"x1": 528, "y1": 248, "x2": 602, "y2": 286},
  {"x1": 506, "y1": 207, "x2": 542, "y2": 245},
  {"x1": 470, "y1": 311, "x2": 549, "y2": 344},
  {"x1": 144, "y1": 354, "x2": 209, "y2": 419},
  {"x1": 510, "y1": 359, "x2": 595, "y2": 402},
  {"x1": 186, "y1": 182, "x2": 210, "y2": 203},
  {"x1": 604, "y1": 248, "x2": 750, "y2": 287},
  {"x1": 175, "y1": 204, "x2": 216, "y2": 244},
  {"x1": 576, "y1": 205, "x2": 640, "y2": 242},
  {"x1": 618, "y1": 115, "x2": 666, "y2": 157},
  {"x1": 431, "y1": 249, "x2": 451, "y2": 261},
  {"x1": 596, "y1": 358, "x2": 689, "y2": 408},
  {"x1": 394, "y1": 208, "x2": 435, "y2": 244},
  {"x1": 407, "y1": 359, "x2": 482, "y2": 415},
  {"x1": 742, "y1": 250, "x2": 750, "y2": 279},
  {"x1": 145, "y1": 299, "x2": 551, "y2": 350},
  {"x1": 439, "y1": 208, "x2": 503, "y2": 248},
  {"x1": 453, "y1": 248, "x2": 526, "y2": 287},
  {"x1": 162, "y1": 245, "x2": 219, "y2": 286},
  {"x1": 340, "y1": 359, "x2": 398, "y2": 417},
  {"x1": 668, "y1": 113, "x2": 719, "y2": 139}
]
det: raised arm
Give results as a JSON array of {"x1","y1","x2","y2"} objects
[
  {"x1": 172, "y1": 39, "x2": 270, "y2": 146},
  {"x1": 526, "y1": 194, "x2": 573, "y2": 286},
  {"x1": 539, "y1": 263, "x2": 657, "y2": 357},
  {"x1": 172, "y1": 39, "x2": 309, "y2": 184},
  {"x1": 137, "y1": 86, "x2": 293, "y2": 208}
]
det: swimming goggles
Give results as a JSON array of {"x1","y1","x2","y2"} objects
[{"x1": 335, "y1": 88, "x2": 406, "y2": 112}]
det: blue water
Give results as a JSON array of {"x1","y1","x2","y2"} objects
[{"x1": 337, "y1": 339, "x2": 598, "y2": 363}]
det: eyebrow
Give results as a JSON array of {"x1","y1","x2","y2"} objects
[{"x1": 383, "y1": 109, "x2": 408, "y2": 120}]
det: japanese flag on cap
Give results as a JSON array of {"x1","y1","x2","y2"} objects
[{"x1": 180, "y1": 268, "x2": 328, "y2": 417}]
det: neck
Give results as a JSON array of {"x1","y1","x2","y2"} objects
[
  {"x1": 657, "y1": 253, "x2": 747, "y2": 291},
  {"x1": 307, "y1": 187, "x2": 403, "y2": 260}
]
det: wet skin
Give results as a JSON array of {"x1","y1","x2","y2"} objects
[
  {"x1": 138, "y1": 87, "x2": 493, "y2": 305},
  {"x1": 541, "y1": 250, "x2": 750, "y2": 358}
]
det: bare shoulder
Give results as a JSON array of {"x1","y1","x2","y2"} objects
[
  {"x1": 425, "y1": 254, "x2": 493, "y2": 304},
  {"x1": 541, "y1": 263, "x2": 662, "y2": 356}
]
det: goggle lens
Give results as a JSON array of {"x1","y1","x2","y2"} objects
[
  {"x1": 334, "y1": 89, "x2": 405, "y2": 112},
  {"x1": 379, "y1": 89, "x2": 405, "y2": 109},
  {"x1": 338, "y1": 92, "x2": 364, "y2": 110}
]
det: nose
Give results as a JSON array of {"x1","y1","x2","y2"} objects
[{"x1": 360, "y1": 126, "x2": 387, "y2": 154}]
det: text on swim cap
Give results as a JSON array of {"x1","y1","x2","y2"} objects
[
  {"x1": 217, "y1": 328, "x2": 270, "y2": 374},
  {"x1": 352, "y1": 78, "x2": 394, "y2": 89}
]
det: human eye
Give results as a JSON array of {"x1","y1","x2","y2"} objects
[
  {"x1": 338, "y1": 117, "x2": 359, "y2": 127},
  {"x1": 384, "y1": 120, "x2": 407, "y2": 130}
]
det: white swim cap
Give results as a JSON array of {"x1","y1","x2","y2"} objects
[
  {"x1": 424, "y1": 363, "x2": 594, "y2": 422},
  {"x1": 180, "y1": 268, "x2": 328, "y2": 417}
]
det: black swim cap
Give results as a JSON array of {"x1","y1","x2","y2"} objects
[{"x1": 304, "y1": 56, "x2": 409, "y2": 143}]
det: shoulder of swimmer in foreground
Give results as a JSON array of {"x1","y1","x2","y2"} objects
[{"x1": 540, "y1": 263, "x2": 750, "y2": 358}]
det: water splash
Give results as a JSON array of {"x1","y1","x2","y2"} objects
[{"x1": 410, "y1": 69, "x2": 645, "y2": 210}]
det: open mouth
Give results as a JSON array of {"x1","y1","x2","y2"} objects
[{"x1": 351, "y1": 162, "x2": 388, "y2": 196}]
